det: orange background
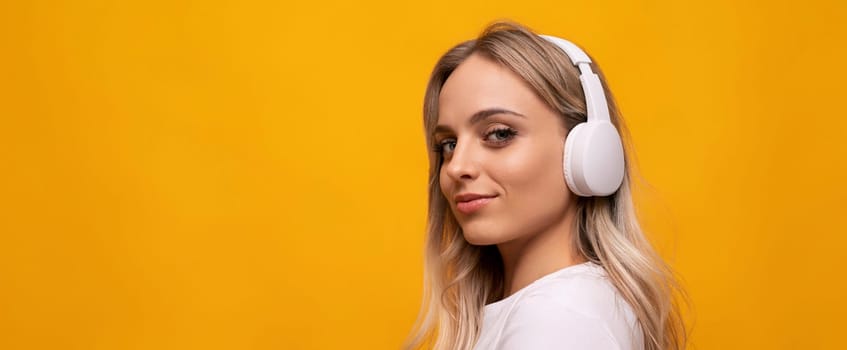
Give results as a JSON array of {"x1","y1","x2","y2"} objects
[{"x1": 1, "y1": 0, "x2": 845, "y2": 349}]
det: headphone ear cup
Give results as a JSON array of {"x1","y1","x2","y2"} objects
[
  {"x1": 563, "y1": 123, "x2": 589, "y2": 196},
  {"x1": 563, "y1": 122, "x2": 625, "y2": 197}
]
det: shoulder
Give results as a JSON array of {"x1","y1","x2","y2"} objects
[{"x1": 499, "y1": 263, "x2": 642, "y2": 350}]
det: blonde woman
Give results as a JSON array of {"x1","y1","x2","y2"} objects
[{"x1": 404, "y1": 20, "x2": 688, "y2": 350}]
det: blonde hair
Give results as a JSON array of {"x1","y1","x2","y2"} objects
[{"x1": 404, "y1": 20, "x2": 689, "y2": 350}]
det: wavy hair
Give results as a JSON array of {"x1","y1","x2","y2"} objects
[{"x1": 404, "y1": 20, "x2": 689, "y2": 350}]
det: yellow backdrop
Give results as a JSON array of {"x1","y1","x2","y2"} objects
[{"x1": 1, "y1": 0, "x2": 845, "y2": 349}]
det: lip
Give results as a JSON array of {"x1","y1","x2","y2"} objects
[{"x1": 454, "y1": 193, "x2": 498, "y2": 215}]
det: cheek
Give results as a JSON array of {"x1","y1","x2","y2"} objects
[
  {"x1": 491, "y1": 142, "x2": 570, "y2": 234},
  {"x1": 494, "y1": 142, "x2": 564, "y2": 193}
]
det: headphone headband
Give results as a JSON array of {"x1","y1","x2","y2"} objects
[
  {"x1": 539, "y1": 35, "x2": 611, "y2": 124},
  {"x1": 538, "y1": 35, "x2": 593, "y2": 65}
]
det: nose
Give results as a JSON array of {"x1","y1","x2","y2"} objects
[{"x1": 443, "y1": 139, "x2": 480, "y2": 181}]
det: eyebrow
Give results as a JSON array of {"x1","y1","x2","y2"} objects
[{"x1": 433, "y1": 108, "x2": 526, "y2": 137}]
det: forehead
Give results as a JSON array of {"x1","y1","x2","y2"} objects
[{"x1": 438, "y1": 53, "x2": 542, "y2": 122}]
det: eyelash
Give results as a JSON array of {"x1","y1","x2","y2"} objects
[{"x1": 432, "y1": 127, "x2": 518, "y2": 155}]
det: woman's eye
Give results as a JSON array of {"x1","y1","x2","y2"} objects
[
  {"x1": 486, "y1": 127, "x2": 518, "y2": 143},
  {"x1": 437, "y1": 139, "x2": 456, "y2": 154},
  {"x1": 434, "y1": 128, "x2": 516, "y2": 156}
]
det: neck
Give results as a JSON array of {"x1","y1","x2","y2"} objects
[{"x1": 496, "y1": 203, "x2": 585, "y2": 298}]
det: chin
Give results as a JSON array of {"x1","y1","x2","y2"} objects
[
  {"x1": 454, "y1": 212, "x2": 509, "y2": 246},
  {"x1": 460, "y1": 227, "x2": 505, "y2": 246},
  {"x1": 462, "y1": 235, "x2": 486, "y2": 246}
]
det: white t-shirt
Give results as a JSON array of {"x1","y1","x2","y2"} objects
[{"x1": 473, "y1": 261, "x2": 644, "y2": 350}]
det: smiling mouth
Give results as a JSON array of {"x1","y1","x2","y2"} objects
[{"x1": 456, "y1": 195, "x2": 497, "y2": 215}]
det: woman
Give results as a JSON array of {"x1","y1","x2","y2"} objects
[{"x1": 403, "y1": 21, "x2": 688, "y2": 350}]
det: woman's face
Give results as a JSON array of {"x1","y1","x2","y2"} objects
[{"x1": 435, "y1": 52, "x2": 576, "y2": 246}]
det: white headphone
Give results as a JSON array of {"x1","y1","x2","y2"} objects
[{"x1": 539, "y1": 35, "x2": 625, "y2": 197}]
